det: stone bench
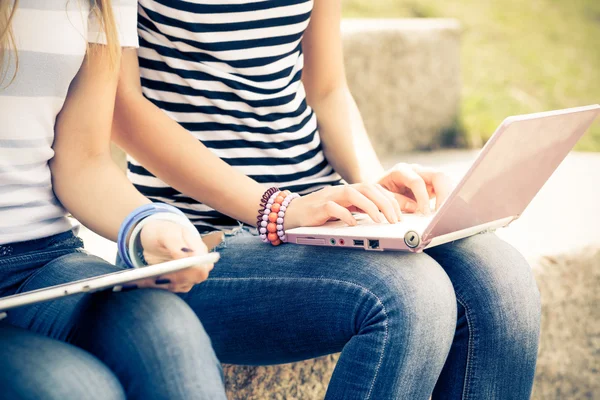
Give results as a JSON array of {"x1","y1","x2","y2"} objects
[
  {"x1": 223, "y1": 355, "x2": 338, "y2": 399},
  {"x1": 342, "y1": 19, "x2": 462, "y2": 156}
]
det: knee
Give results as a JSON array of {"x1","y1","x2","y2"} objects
[
  {"x1": 114, "y1": 289, "x2": 209, "y2": 341},
  {"x1": 75, "y1": 290, "x2": 226, "y2": 399},
  {"x1": 0, "y1": 326, "x2": 124, "y2": 400},
  {"x1": 357, "y1": 253, "x2": 457, "y2": 350},
  {"x1": 484, "y1": 261, "x2": 541, "y2": 346},
  {"x1": 41, "y1": 350, "x2": 125, "y2": 400},
  {"x1": 78, "y1": 289, "x2": 220, "y2": 368},
  {"x1": 102, "y1": 288, "x2": 214, "y2": 345},
  {"x1": 452, "y1": 234, "x2": 541, "y2": 347}
]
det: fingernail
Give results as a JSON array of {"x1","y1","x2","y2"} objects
[
  {"x1": 181, "y1": 247, "x2": 193, "y2": 253},
  {"x1": 155, "y1": 279, "x2": 171, "y2": 285}
]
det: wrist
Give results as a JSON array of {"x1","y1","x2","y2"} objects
[
  {"x1": 283, "y1": 199, "x2": 302, "y2": 230},
  {"x1": 344, "y1": 166, "x2": 386, "y2": 185},
  {"x1": 132, "y1": 213, "x2": 199, "y2": 268},
  {"x1": 118, "y1": 203, "x2": 187, "y2": 268},
  {"x1": 256, "y1": 189, "x2": 299, "y2": 245},
  {"x1": 363, "y1": 165, "x2": 387, "y2": 184}
]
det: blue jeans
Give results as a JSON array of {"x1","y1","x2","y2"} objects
[
  {"x1": 176, "y1": 229, "x2": 540, "y2": 400},
  {"x1": 0, "y1": 232, "x2": 226, "y2": 400},
  {"x1": 0, "y1": 324, "x2": 124, "y2": 400}
]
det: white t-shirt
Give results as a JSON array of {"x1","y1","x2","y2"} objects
[{"x1": 0, "y1": 0, "x2": 138, "y2": 245}]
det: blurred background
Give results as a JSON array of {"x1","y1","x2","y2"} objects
[{"x1": 343, "y1": 0, "x2": 600, "y2": 150}]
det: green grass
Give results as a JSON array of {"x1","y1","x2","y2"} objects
[{"x1": 343, "y1": 0, "x2": 600, "y2": 151}]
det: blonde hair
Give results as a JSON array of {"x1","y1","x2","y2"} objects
[
  {"x1": 0, "y1": 0, "x2": 19, "y2": 85},
  {"x1": 89, "y1": 0, "x2": 121, "y2": 68},
  {"x1": 0, "y1": 0, "x2": 120, "y2": 86}
]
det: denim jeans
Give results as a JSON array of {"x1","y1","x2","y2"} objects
[
  {"x1": 0, "y1": 232, "x2": 226, "y2": 400},
  {"x1": 0, "y1": 323, "x2": 125, "y2": 400},
  {"x1": 175, "y1": 229, "x2": 541, "y2": 400}
]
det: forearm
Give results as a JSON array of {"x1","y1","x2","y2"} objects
[
  {"x1": 311, "y1": 85, "x2": 385, "y2": 184},
  {"x1": 51, "y1": 152, "x2": 150, "y2": 241},
  {"x1": 112, "y1": 91, "x2": 265, "y2": 226}
]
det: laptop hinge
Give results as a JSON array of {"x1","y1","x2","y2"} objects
[
  {"x1": 508, "y1": 214, "x2": 521, "y2": 225},
  {"x1": 423, "y1": 216, "x2": 515, "y2": 249}
]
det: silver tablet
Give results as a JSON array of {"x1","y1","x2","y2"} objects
[{"x1": 0, "y1": 253, "x2": 220, "y2": 318}]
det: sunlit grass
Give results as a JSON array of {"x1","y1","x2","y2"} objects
[{"x1": 343, "y1": 0, "x2": 600, "y2": 150}]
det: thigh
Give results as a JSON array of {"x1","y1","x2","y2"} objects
[
  {"x1": 425, "y1": 232, "x2": 540, "y2": 315},
  {"x1": 6, "y1": 251, "x2": 125, "y2": 340},
  {"x1": 180, "y1": 232, "x2": 456, "y2": 365},
  {"x1": 0, "y1": 323, "x2": 124, "y2": 400}
]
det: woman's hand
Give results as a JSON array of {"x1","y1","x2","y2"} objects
[
  {"x1": 284, "y1": 183, "x2": 402, "y2": 229},
  {"x1": 134, "y1": 220, "x2": 214, "y2": 293},
  {"x1": 377, "y1": 163, "x2": 455, "y2": 215}
]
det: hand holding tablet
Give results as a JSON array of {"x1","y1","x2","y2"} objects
[{"x1": 120, "y1": 205, "x2": 225, "y2": 293}]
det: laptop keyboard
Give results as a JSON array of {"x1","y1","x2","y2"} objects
[{"x1": 354, "y1": 212, "x2": 435, "y2": 226}]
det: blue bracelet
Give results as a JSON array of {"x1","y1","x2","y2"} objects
[{"x1": 117, "y1": 203, "x2": 186, "y2": 269}]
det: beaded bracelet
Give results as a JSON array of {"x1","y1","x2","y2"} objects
[
  {"x1": 276, "y1": 192, "x2": 299, "y2": 243},
  {"x1": 257, "y1": 190, "x2": 299, "y2": 246},
  {"x1": 259, "y1": 190, "x2": 283, "y2": 244},
  {"x1": 256, "y1": 187, "x2": 279, "y2": 230},
  {"x1": 258, "y1": 189, "x2": 280, "y2": 241}
]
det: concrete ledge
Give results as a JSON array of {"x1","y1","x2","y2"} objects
[
  {"x1": 342, "y1": 18, "x2": 462, "y2": 155},
  {"x1": 531, "y1": 248, "x2": 600, "y2": 399},
  {"x1": 223, "y1": 355, "x2": 338, "y2": 400}
]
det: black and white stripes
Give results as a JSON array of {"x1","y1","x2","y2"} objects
[{"x1": 131, "y1": 0, "x2": 341, "y2": 232}]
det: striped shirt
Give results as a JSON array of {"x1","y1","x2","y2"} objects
[
  {"x1": 130, "y1": 0, "x2": 342, "y2": 232},
  {"x1": 0, "y1": 0, "x2": 137, "y2": 245}
]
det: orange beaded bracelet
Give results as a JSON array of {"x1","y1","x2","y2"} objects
[{"x1": 257, "y1": 189, "x2": 297, "y2": 246}]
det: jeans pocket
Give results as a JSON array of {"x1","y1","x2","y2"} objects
[{"x1": 0, "y1": 248, "x2": 86, "y2": 296}]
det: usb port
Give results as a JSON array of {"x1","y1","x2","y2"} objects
[
  {"x1": 353, "y1": 239, "x2": 365, "y2": 246},
  {"x1": 368, "y1": 240, "x2": 380, "y2": 250}
]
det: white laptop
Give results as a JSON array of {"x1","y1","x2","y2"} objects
[
  {"x1": 0, "y1": 253, "x2": 220, "y2": 320},
  {"x1": 286, "y1": 105, "x2": 600, "y2": 252}
]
